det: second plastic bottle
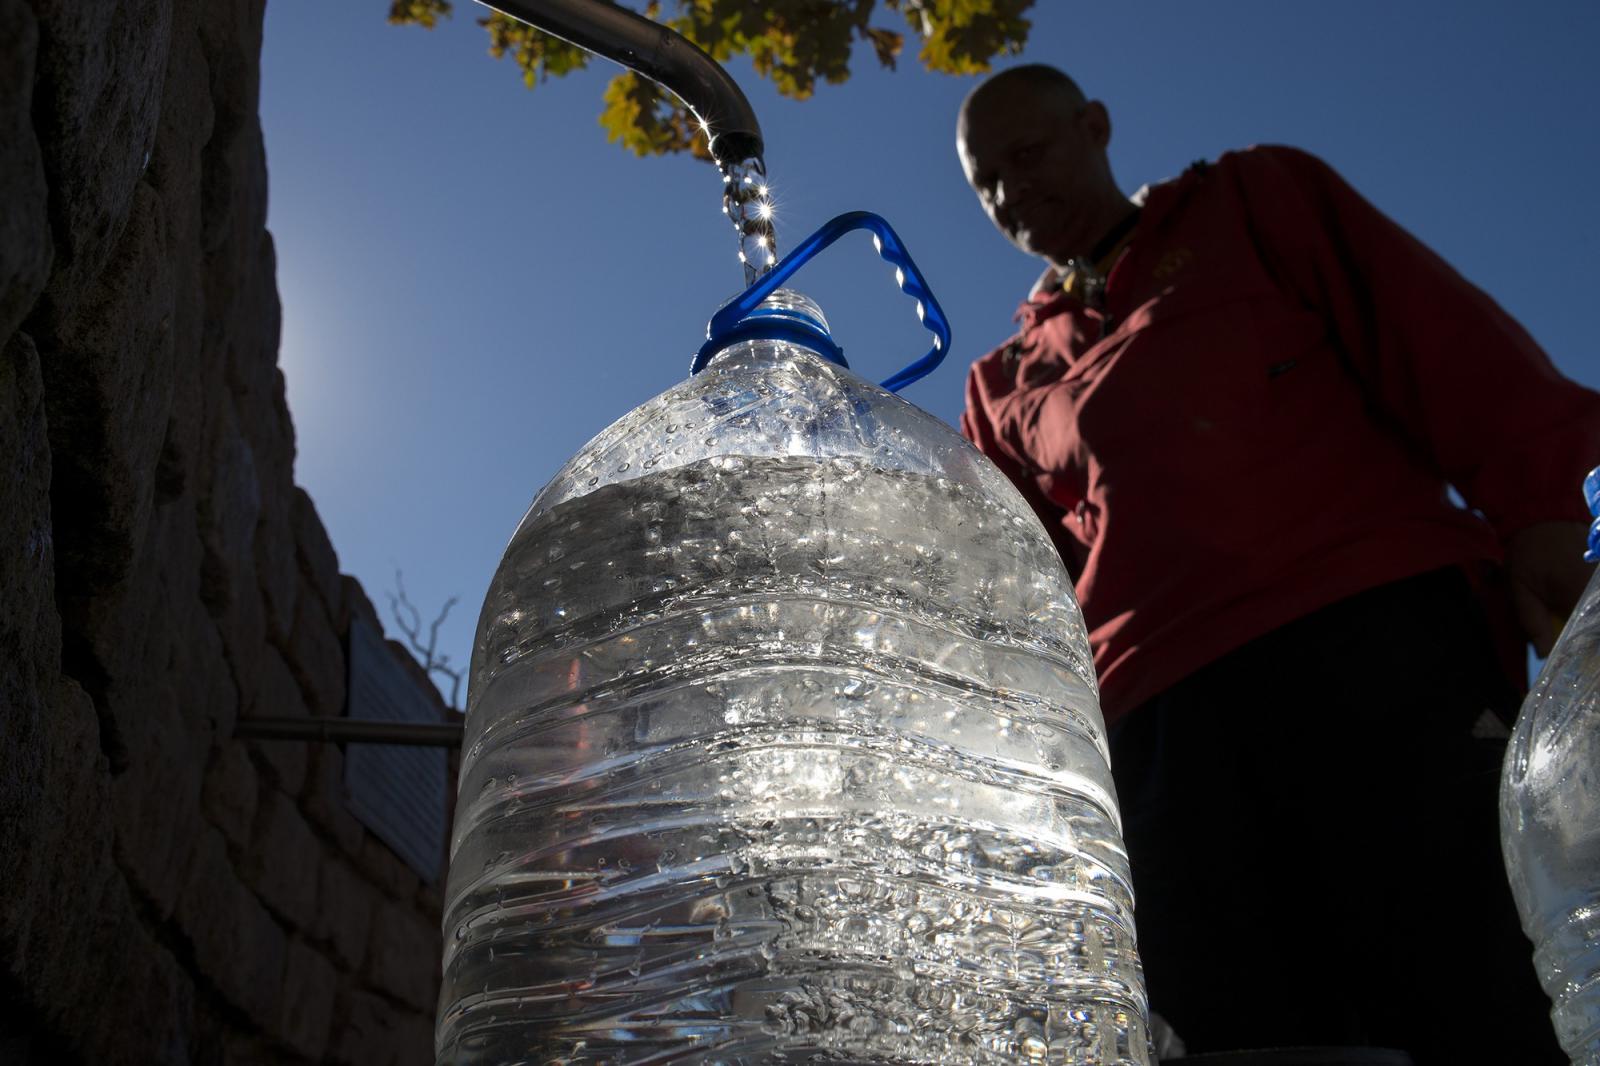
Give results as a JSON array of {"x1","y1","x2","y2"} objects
[{"x1": 1501, "y1": 468, "x2": 1600, "y2": 1062}]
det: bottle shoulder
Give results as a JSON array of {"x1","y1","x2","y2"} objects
[{"x1": 517, "y1": 345, "x2": 1037, "y2": 538}]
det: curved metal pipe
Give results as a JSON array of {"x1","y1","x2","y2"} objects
[
  {"x1": 476, "y1": 0, "x2": 763, "y2": 166},
  {"x1": 234, "y1": 716, "x2": 464, "y2": 747}
]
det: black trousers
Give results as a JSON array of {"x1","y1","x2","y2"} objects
[{"x1": 1109, "y1": 567, "x2": 1563, "y2": 1063}]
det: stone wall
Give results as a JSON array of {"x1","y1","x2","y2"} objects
[{"x1": 1, "y1": 1, "x2": 450, "y2": 1062}]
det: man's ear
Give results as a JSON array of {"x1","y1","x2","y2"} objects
[{"x1": 1082, "y1": 100, "x2": 1112, "y2": 149}]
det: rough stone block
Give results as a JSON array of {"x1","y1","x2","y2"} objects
[
  {"x1": 186, "y1": 1002, "x2": 230, "y2": 1066},
  {"x1": 28, "y1": 0, "x2": 173, "y2": 326},
  {"x1": 194, "y1": 4, "x2": 267, "y2": 258},
  {"x1": 1, "y1": 675, "x2": 103, "y2": 973},
  {"x1": 291, "y1": 487, "x2": 340, "y2": 625},
  {"x1": 0, "y1": 3, "x2": 52, "y2": 344},
  {"x1": 327, "y1": 988, "x2": 430, "y2": 1066},
  {"x1": 213, "y1": 568, "x2": 270, "y2": 738},
  {"x1": 224, "y1": 222, "x2": 285, "y2": 420},
  {"x1": 142, "y1": 1, "x2": 213, "y2": 536},
  {"x1": 301, "y1": 743, "x2": 363, "y2": 856},
  {"x1": 0, "y1": 332, "x2": 60, "y2": 935},
  {"x1": 4, "y1": 680, "x2": 113, "y2": 1018},
  {"x1": 193, "y1": 401, "x2": 272, "y2": 719},
  {"x1": 77, "y1": 921, "x2": 195, "y2": 1066},
  {"x1": 175, "y1": 827, "x2": 287, "y2": 1031},
  {"x1": 18, "y1": 839, "x2": 125, "y2": 1041},
  {"x1": 171, "y1": 604, "x2": 240, "y2": 750},
  {"x1": 243, "y1": 787, "x2": 320, "y2": 933},
  {"x1": 313, "y1": 857, "x2": 373, "y2": 973},
  {"x1": 255, "y1": 497, "x2": 298, "y2": 650},
  {"x1": 356, "y1": 833, "x2": 422, "y2": 905},
  {"x1": 73, "y1": 539, "x2": 178, "y2": 775},
  {"x1": 278, "y1": 937, "x2": 337, "y2": 1062},
  {"x1": 41, "y1": 180, "x2": 177, "y2": 606},
  {"x1": 389, "y1": 1011, "x2": 436, "y2": 1066},
  {"x1": 196, "y1": 402, "x2": 263, "y2": 656},
  {"x1": 244, "y1": 643, "x2": 308, "y2": 793},
  {"x1": 9, "y1": 792, "x2": 191, "y2": 1066},
  {"x1": 142, "y1": 0, "x2": 211, "y2": 208},
  {"x1": 110, "y1": 688, "x2": 202, "y2": 921},
  {"x1": 201, "y1": 738, "x2": 257, "y2": 848},
  {"x1": 228, "y1": 252, "x2": 290, "y2": 499},
  {"x1": 199, "y1": 404, "x2": 261, "y2": 581},
  {"x1": 284, "y1": 572, "x2": 345, "y2": 718},
  {"x1": 364, "y1": 900, "x2": 441, "y2": 1014}
]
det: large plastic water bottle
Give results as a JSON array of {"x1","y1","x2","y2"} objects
[
  {"x1": 1501, "y1": 468, "x2": 1600, "y2": 1062},
  {"x1": 436, "y1": 214, "x2": 1150, "y2": 1065}
]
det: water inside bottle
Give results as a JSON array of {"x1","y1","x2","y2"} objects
[
  {"x1": 438, "y1": 454, "x2": 1149, "y2": 1064},
  {"x1": 1502, "y1": 593, "x2": 1600, "y2": 1059},
  {"x1": 721, "y1": 156, "x2": 778, "y2": 285}
]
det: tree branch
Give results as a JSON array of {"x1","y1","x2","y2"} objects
[{"x1": 387, "y1": 568, "x2": 466, "y2": 712}]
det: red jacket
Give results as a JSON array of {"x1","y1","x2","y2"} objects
[{"x1": 962, "y1": 145, "x2": 1600, "y2": 724}]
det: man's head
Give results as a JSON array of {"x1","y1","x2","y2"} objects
[{"x1": 957, "y1": 65, "x2": 1128, "y2": 270}]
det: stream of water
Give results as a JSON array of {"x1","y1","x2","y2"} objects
[{"x1": 721, "y1": 155, "x2": 779, "y2": 286}]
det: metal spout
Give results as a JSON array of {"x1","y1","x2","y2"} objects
[{"x1": 476, "y1": 0, "x2": 763, "y2": 166}]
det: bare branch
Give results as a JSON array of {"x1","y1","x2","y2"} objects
[
  {"x1": 387, "y1": 567, "x2": 466, "y2": 712},
  {"x1": 427, "y1": 595, "x2": 459, "y2": 665}
]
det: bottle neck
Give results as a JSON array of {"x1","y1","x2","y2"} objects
[
  {"x1": 695, "y1": 287, "x2": 843, "y2": 377},
  {"x1": 695, "y1": 297, "x2": 846, "y2": 375}
]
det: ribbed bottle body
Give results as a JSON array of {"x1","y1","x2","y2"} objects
[{"x1": 437, "y1": 340, "x2": 1148, "y2": 1064}]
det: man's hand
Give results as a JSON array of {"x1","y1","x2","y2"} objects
[{"x1": 1507, "y1": 521, "x2": 1595, "y2": 657}]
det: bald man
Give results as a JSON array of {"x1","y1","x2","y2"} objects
[{"x1": 957, "y1": 64, "x2": 1597, "y2": 1061}]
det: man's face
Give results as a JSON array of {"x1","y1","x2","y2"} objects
[{"x1": 958, "y1": 85, "x2": 1109, "y2": 267}]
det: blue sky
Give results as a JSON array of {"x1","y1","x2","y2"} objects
[{"x1": 261, "y1": 1, "x2": 1600, "y2": 703}]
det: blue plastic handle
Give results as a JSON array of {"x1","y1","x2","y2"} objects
[{"x1": 692, "y1": 211, "x2": 952, "y2": 393}]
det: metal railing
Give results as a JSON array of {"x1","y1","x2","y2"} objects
[{"x1": 233, "y1": 716, "x2": 464, "y2": 747}]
